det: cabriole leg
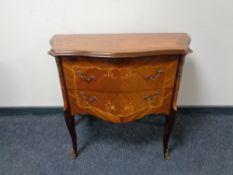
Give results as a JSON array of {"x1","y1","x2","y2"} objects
[
  {"x1": 163, "y1": 111, "x2": 175, "y2": 160},
  {"x1": 64, "y1": 109, "x2": 78, "y2": 159}
]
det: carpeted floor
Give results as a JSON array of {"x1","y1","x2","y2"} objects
[{"x1": 0, "y1": 109, "x2": 233, "y2": 175}]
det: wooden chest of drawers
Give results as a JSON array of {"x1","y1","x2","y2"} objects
[{"x1": 49, "y1": 33, "x2": 191, "y2": 159}]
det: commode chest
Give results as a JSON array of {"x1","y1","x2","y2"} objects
[{"x1": 49, "y1": 33, "x2": 191, "y2": 159}]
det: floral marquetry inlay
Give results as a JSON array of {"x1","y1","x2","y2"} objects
[
  {"x1": 103, "y1": 69, "x2": 137, "y2": 80},
  {"x1": 72, "y1": 89, "x2": 170, "y2": 121},
  {"x1": 62, "y1": 56, "x2": 179, "y2": 93},
  {"x1": 105, "y1": 101, "x2": 135, "y2": 115}
]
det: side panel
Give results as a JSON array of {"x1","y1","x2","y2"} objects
[
  {"x1": 172, "y1": 56, "x2": 185, "y2": 111},
  {"x1": 55, "y1": 57, "x2": 69, "y2": 111}
]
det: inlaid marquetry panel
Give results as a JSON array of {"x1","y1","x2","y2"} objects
[
  {"x1": 62, "y1": 56, "x2": 179, "y2": 92},
  {"x1": 67, "y1": 88, "x2": 173, "y2": 123}
]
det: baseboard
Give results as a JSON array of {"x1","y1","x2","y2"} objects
[
  {"x1": 178, "y1": 106, "x2": 233, "y2": 114},
  {"x1": 0, "y1": 106, "x2": 233, "y2": 116},
  {"x1": 0, "y1": 107, "x2": 63, "y2": 116}
]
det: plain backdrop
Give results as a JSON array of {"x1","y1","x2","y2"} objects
[{"x1": 0, "y1": 0, "x2": 233, "y2": 106}]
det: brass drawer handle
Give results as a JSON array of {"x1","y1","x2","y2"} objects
[
  {"x1": 80, "y1": 91, "x2": 97, "y2": 102},
  {"x1": 77, "y1": 71, "x2": 96, "y2": 81},
  {"x1": 144, "y1": 69, "x2": 164, "y2": 80},
  {"x1": 144, "y1": 91, "x2": 160, "y2": 101}
]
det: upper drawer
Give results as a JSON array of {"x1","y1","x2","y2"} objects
[{"x1": 62, "y1": 56, "x2": 179, "y2": 92}]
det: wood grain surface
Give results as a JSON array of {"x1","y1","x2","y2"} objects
[
  {"x1": 60, "y1": 55, "x2": 179, "y2": 123},
  {"x1": 67, "y1": 88, "x2": 173, "y2": 123},
  {"x1": 62, "y1": 55, "x2": 179, "y2": 92},
  {"x1": 49, "y1": 33, "x2": 191, "y2": 58}
]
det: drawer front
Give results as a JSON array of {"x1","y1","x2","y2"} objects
[
  {"x1": 67, "y1": 89, "x2": 173, "y2": 123},
  {"x1": 62, "y1": 56, "x2": 179, "y2": 92}
]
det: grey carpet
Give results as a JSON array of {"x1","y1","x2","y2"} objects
[{"x1": 0, "y1": 110, "x2": 233, "y2": 175}]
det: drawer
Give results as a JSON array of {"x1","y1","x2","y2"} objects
[
  {"x1": 67, "y1": 89, "x2": 173, "y2": 123},
  {"x1": 62, "y1": 56, "x2": 179, "y2": 92}
]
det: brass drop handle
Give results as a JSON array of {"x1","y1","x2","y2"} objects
[
  {"x1": 144, "y1": 91, "x2": 160, "y2": 101},
  {"x1": 144, "y1": 69, "x2": 164, "y2": 80},
  {"x1": 77, "y1": 71, "x2": 96, "y2": 81},
  {"x1": 80, "y1": 91, "x2": 97, "y2": 102}
]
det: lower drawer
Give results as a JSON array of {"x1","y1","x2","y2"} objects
[{"x1": 67, "y1": 89, "x2": 173, "y2": 123}]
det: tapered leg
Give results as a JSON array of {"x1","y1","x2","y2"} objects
[
  {"x1": 64, "y1": 109, "x2": 78, "y2": 159},
  {"x1": 163, "y1": 110, "x2": 176, "y2": 160}
]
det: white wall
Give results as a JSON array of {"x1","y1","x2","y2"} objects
[{"x1": 0, "y1": 0, "x2": 233, "y2": 106}]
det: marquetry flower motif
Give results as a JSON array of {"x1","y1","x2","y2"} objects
[
  {"x1": 103, "y1": 69, "x2": 136, "y2": 80},
  {"x1": 105, "y1": 100, "x2": 135, "y2": 115}
]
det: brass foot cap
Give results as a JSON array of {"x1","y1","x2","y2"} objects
[
  {"x1": 71, "y1": 151, "x2": 78, "y2": 160},
  {"x1": 164, "y1": 150, "x2": 171, "y2": 160}
]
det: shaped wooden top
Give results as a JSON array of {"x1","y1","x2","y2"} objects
[{"x1": 49, "y1": 33, "x2": 191, "y2": 58}]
